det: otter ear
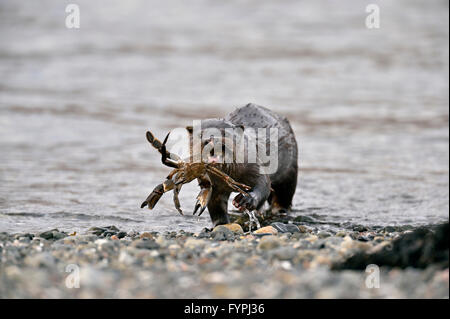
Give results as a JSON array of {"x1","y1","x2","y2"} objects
[{"x1": 186, "y1": 126, "x2": 193, "y2": 135}]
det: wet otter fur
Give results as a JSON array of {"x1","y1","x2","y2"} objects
[{"x1": 195, "y1": 103, "x2": 298, "y2": 226}]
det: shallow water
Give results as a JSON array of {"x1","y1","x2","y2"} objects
[{"x1": 0, "y1": 0, "x2": 448, "y2": 233}]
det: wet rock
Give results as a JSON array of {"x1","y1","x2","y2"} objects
[
  {"x1": 333, "y1": 223, "x2": 449, "y2": 270},
  {"x1": 254, "y1": 226, "x2": 278, "y2": 235},
  {"x1": 353, "y1": 225, "x2": 368, "y2": 232},
  {"x1": 219, "y1": 223, "x2": 244, "y2": 235},
  {"x1": 117, "y1": 232, "x2": 127, "y2": 239},
  {"x1": 88, "y1": 226, "x2": 119, "y2": 237},
  {"x1": 211, "y1": 225, "x2": 234, "y2": 241},
  {"x1": 38, "y1": 229, "x2": 57, "y2": 240},
  {"x1": 197, "y1": 229, "x2": 212, "y2": 239},
  {"x1": 139, "y1": 232, "x2": 154, "y2": 240},
  {"x1": 38, "y1": 229, "x2": 67, "y2": 240},
  {"x1": 15, "y1": 233, "x2": 34, "y2": 240},
  {"x1": 87, "y1": 227, "x2": 107, "y2": 236},
  {"x1": 271, "y1": 222, "x2": 300, "y2": 233},
  {"x1": 318, "y1": 231, "x2": 331, "y2": 238}
]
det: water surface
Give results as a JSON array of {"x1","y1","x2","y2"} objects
[{"x1": 0, "y1": 0, "x2": 448, "y2": 233}]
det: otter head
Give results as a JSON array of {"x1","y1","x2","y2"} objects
[{"x1": 186, "y1": 119, "x2": 245, "y2": 164}]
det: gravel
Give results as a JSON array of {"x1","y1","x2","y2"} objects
[{"x1": 0, "y1": 222, "x2": 448, "y2": 298}]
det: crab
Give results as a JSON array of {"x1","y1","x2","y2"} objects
[{"x1": 140, "y1": 131, "x2": 252, "y2": 216}]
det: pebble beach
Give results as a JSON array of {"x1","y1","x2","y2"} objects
[{"x1": 1, "y1": 221, "x2": 448, "y2": 298}]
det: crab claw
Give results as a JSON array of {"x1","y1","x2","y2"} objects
[
  {"x1": 193, "y1": 200, "x2": 201, "y2": 215},
  {"x1": 141, "y1": 183, "x2": 165, "y2": 210},
  {"x1": 162, "y1": 132, "x2": 170, "y2": 146}
]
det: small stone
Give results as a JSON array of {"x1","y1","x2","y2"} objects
[
  {"x1": 52, "y1": 232, "x2": 67, "y2": 240},
  {"x1": 38, "y1": 229, "x2": 67, "y2": 240},
  {"x1": 211, "y1": 225, "x2": 234, "y2": 241},
  {"x1": 16, "y1": 233, "x2": 34, "y2": 240},
  {"x1": 220, "y1": 223, "x2": 244, "y2": 235},
  {"x1": 353, "y1": 225, "x2": 368, "y2": 232},
  {"x1": 254, "y1": 226, "x2": 278, "y2": 235},
  {"x1": 336, "y1": 231, "x2": 347, "y2": 237},
  {"x1": 88, "y1": 227, "x2": 107, "y2": 236},
  {"x1": 257, "y1": 236, "x2": 281, "y2": 250},
  {"x1": 132, "y1": 239, "x2": 160, "y2": 250},
  {"x1": 102, "y1": 231, "x2": 117, "y2": 238},
  {"x1": 271, "y1": 222, "x2": 300, "y2": 233},
  {"x1": 297, "y1": 225, "x2": 311, "y2": 233},
  {"x1": 110, "y1": 235, "x2": 119, "y2": 240},
  {"x1": 318, "y1": 231, "x2": 331, "y2": 238},
  {"x1": 127, "y1": 230, "x2": 139, "y2": 238},
  {"x1": 139, "y1": 232, "x2": 154, "y2": 240},
  {"x1": 38, "y1": 229, "x2": 57, "y2": 240},
  {"x1": 117, "y1": 231, "x2": 127, "y2": 239}
]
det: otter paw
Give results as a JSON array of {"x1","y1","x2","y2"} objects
[{"x1": 232, "y1": 193, "x2": 257, "y2": 211}]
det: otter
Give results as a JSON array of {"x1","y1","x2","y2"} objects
[{"x1": 191, "y1": 103, "x2": 298, "y2": 227}]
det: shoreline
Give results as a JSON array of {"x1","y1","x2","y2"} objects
[{"x1": 0, "y1": 222, "x2": 448, "y2": 298}]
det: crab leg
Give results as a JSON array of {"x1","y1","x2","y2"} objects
[
  {"x1": 206, "y1": 166, "x2": 250, "y2": 195},
  {"x1": 173, "y1": 184, "x2": 183, "y2": 215},
  {"x1": 146, "y1": 131, "x2": 181, "y2": 168},
  {"x1": 160, "y1": 133, "x2": 181, "y2": 169},
  {"x1": 140, "y1": 178, "x2": 176, "y2": 209}
]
